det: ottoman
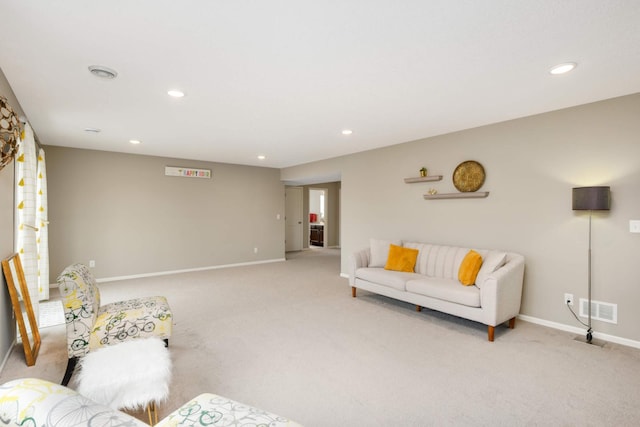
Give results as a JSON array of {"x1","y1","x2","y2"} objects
[{"x1": 76, "y1": 337, "x2": 171, "y2": 425}]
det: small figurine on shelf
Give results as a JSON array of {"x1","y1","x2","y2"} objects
[
  {"x1": 419, "y1": 167, "x2": 428, "y2": 177},
  {"x1": 428, "y1": 188, "x2": 438, "y2": 195}
]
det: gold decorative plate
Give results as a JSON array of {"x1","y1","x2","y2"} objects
[
  {"x1": 452, "y1": 160, "x2": 485, "y2": 192},
  {"x1": 0, "y1": 96, "x2": 20, "y2": 172}
]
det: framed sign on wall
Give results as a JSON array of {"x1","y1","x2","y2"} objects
[{"x1": 164, "y1": 166, "x2": 212, "y2": 179}]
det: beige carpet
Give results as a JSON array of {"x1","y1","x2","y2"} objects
[{"x1": 2, "y1": 248, "x2": 640, "y2": 426}]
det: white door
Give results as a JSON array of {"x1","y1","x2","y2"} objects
[{"x1": 285, "y1": 187, "x2": 303, "y2": 251}]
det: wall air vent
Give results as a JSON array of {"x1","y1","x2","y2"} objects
[{"x1": 579, "y1": 299, "x2": 617, "y2": 324}]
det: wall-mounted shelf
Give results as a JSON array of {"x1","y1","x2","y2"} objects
[
  {"x1": 404, "y1": 175, "x2": 443, "y2": 183},
  {"x1": 423, "y1": 191, "x2": 490, "y2": 200}
]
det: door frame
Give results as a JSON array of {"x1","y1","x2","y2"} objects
[
  {"x1": 309, "y1": 187, "x2": 328, "y2": 248},
  {"x1": 285, "y1": 186, "x2": 303, "y2": 252}
]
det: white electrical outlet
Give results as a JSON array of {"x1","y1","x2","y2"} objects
[
  {"x1": 89, "y1": 260, "x2": 96, "y2": 268},
  {"x1": 254, "y1": 247, "x2": 258, "y2": 254},
  {"x1": 630, "y1": 220, "x2": 640, "y2": 233},
  {"x1": 564, "y1": 293, "x2": 574, "y2": 306}
]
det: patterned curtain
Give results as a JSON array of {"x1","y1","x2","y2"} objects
[
  {"x1": 15, "y1": 122, "x2": 39, "y2": 318},
  {"x1": 36, "y1": 148, "x2": 49, "y2": 300}
]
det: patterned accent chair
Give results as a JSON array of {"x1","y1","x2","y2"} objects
[
  {"x1": 159, "y1": 393, "x2": 302, "y2": 426},
  {"x1": 57, "y1": 263, "x2": 172, "y2": 386},
  {"x1": 0, "y1": 378, "x2": 146, "y2": 426},
  {"x1": 0, "y1": 378, "x2": 302, "y2": 427}
]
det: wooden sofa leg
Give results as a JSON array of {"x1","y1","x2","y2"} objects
[
  {"x1": 416, "y1": 305, "x2": 422, "y2": 312},
  {"x1": 487, "y1": 319, "x2": 514, "y2": 342},
  {"x1": 61, "y1": 357, "x2": 78, "y2": 386},
  {"x1": 351, "y1": 287, "x2": 357, "y2": 298},
  {"x1": 164, "y1": 338, "x2": 169, "y2": 348}
]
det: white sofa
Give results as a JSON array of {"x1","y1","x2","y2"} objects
[{"x1": 349, "y1": 239, "x2": 525, "y2": 341}]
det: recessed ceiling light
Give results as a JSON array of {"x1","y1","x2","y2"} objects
[
  {"x1": 549, "y1": 62, "x2": 577, "y2": 75},
  {"x1": 129, "y1": 139, "x2": 141, "y2": 145},
  {"x1": 84, "y1": 128, "x2": 101, "y2": 133},
  {"x1": 257, "y1": 155, "x2": 266, "y2": 160},
  {"x1": 342, "y1": 129, "x2": 353, "y2": 135},
  {"x1": 167, "y1": 90, "x2": 185, "y2": 98},
  {"x1": 88, "y1": 65, "x2": 118, "y2": 79}
]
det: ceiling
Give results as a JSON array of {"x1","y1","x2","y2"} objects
[{"x1": 1, "y1": 1, "x2": 639, "y2": 170}]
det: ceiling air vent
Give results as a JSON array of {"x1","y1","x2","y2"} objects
[{"x1": 88, "y1": 65, "x2": 118, "y2": 79}]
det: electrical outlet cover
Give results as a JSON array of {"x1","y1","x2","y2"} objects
[{"x1": 564, "y1": 293, "x2": 574, "y2": 306}]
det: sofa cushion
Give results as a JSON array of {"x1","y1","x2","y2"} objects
[
  {"x1": 91, "y1": 296, "x2": 172, "y2": 350},
  {"x1": 385, "y1": 244, "x2": 419, "y2": 272},
  {"x1": 406, "y1": 278, "x2": 481, "y2": 307},
  {"x1": 404, "y1": 243, "x2": 468, "y2": 278},
  {"x1": 475, "y1": 251, "x2": 507, "y2": 288},
  {"x1": 370, "y1": 238, "x2": 402, "y2": 267},
  {"x1": 426, "y1": 246, "x2": 471, "y2": 279},
  {"x1": 356, "y1": 268, "x2": 419, "y2": 291},
  {"x1": 403, "y1": 242, "x2": 430, "y2": 275},
  {"x1": 458, "y1": 250, "x2": 483, "y2": 285}
]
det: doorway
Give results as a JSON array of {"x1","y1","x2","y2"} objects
[{"x1": 309, "y1": 187, "x2": 328, "y2": 248}]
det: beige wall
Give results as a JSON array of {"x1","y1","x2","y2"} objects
[
  {"x1": 46, "y1": 147, "x2": 285, "y2": 280},
  {"x1": 3, "y1": 64, "x2": 640, "y2": 366},
  {"x1": 0, "y1": 69, "x2": 25, "y2": 365},
  {"x1": 282, "y1": 93, "x2": 640, "y2": 343},
  {"x1": 0, "y1": 163, "x2": 14, "y2": 368}
]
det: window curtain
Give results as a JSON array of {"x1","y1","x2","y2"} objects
[
  {"x1": 15, "y1": 122, "x2": 40, "y2": 319},
  {"x1": 36, "y1": 148, "x2": 49, "y2": 300}
]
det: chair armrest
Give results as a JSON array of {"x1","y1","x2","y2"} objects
[
  {"x1": 348, "y1": 248, "x2": 370, "y2": 286},
  {"x1": 480, "y1": 253, "x2": 525, "y2": 326}
]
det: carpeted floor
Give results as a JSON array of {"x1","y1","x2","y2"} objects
[{"x1": 1, "y1": 248, "x2": 639, "y2": 426}]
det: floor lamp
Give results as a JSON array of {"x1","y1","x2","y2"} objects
[{"x1": 572, "y1": 186, "x2": 610, "y2": 344}]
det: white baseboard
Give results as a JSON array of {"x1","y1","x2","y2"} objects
[
  {"x1": 329, "y1": 273, "x2": 640, "y2": 349},
  {"x1": 50, "y1": 258, "x2": 286, "y2": 287},
  {"x1": 46, "y1": 262, "x2": 640, "y2": 349},
  {"x1": 339, "y1": 275, "x2": 639, "y2": 348},
  {"x1": 0, "y1": 339, "x2": 16, "y2": 375},
  {"x1": 97, "y1": 258, "x2": 287, "y2": 283},
  {"x1": 518, "y1": 314, "x2": 640, "y2": 349}
]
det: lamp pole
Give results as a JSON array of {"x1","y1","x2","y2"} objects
[
  {"x1": 572, "y1": 186, "x2": 610, "y2": 344},
  {"x1": 587, "y1": 210, "x2": 593, "y2": 343}
]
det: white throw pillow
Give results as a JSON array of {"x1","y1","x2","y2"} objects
[
  {"x1": 369, "y1": 238, "x2": 402, "y2": 267},
  {"x1": 475, "y1": 251, "x2": 507, "y2": 288}
]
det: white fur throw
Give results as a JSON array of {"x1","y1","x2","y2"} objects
[{"x1": 76, "y1": 337, "x2": 171, "y2": 411}]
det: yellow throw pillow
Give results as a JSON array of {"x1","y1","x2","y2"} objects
[
  {"x1": 384, "y1": 244, "x2": 419, "y2": 273},
  {"x1": 458, "y1": 250, "x2": 483, "y2": 286}
]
